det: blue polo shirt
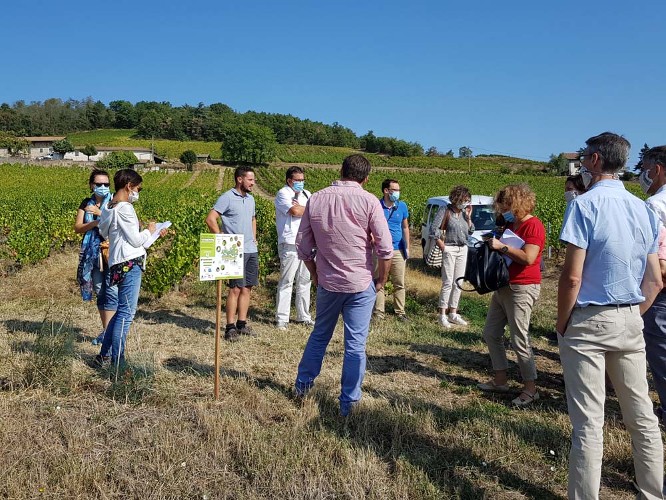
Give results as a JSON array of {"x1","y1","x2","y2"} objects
[
  {"x1": 380, "y1": 198, "x2": 409, "y2": 250},
  {"x1": 559, "y1": 179, "x2": 659, "y2": 306},
  {"x1": 212, "y1": 188, "x2": 257, "y2": 253}
]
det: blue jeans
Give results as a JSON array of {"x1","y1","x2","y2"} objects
[
  {"x1": 92, "y1": 263, "x2": 119, "y2": 312},
  {"x1": 100, "y1": 264, "x2": 142, "y2": 363},
  {"x1": 643, "y1": 292, "x2": 666, "y2": 411},
  {"x1": 295, "y1": 282, "x2": 376, "y2": 415}
]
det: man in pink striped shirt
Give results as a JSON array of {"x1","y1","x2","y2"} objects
[{"x1": 294, "y1": 154, "x2": 393, "y2": 416}]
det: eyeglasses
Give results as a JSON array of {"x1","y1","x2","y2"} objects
[
  {"x1": 94, "y1": 182, "x2": 110, "y2": 187},
  {"x1": 579, "y1": 151, "x2": 602, "y2": 163}
]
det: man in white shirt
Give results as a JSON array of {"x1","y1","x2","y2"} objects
[{"x1": 274, "y1": 166, "x2": 313, "y2": 330}]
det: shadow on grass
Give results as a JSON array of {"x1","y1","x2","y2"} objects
[
  {"x1": 366, "y1": 354, "x2": 447, "y2": 379},
  {"x1": 4, "y1": 319, "x2": 86, "y2": 344},
  {"x1": 137, "y1": 309, "x2": 216, "y2": 333}
]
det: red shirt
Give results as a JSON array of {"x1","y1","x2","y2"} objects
[{"x1": 507, "y1": 216, "x2": 545, "y2": 284}]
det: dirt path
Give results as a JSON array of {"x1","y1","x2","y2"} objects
[
  {"x1": 156, "y1": 170, "x2": 174, "y2": 185},
  {"x1": 215, "y1": 167, "x2": 226, "y2": 191},
  {"x1": 182, "y1": 169, "x2": 201, "y2": 188}
]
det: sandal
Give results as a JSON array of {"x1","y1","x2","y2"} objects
[
  {"x1": 512, "y1": 391, "x2": 539, "y2": 407},
  {"x1": 477, "y1": 380, "x2": 510, "y2": 392}
]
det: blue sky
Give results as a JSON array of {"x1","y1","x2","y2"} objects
[{"x1": 2, "y1": 0, "x2": 664, "y2": 164}]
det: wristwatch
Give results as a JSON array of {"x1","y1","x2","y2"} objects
[{"x1": 500, "y1": 245, "x2": 509, "y2": 254}]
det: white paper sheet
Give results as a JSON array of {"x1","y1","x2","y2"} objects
[
  {"x1": 499, "y1": 228, "x2": 525, "y2": 266},
  {"x1": 143, "y1": 221, "x2": 172, "y2": 249}
]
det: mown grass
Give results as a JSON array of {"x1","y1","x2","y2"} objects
[{"x1": 0, "y1": 246, "x2": 654, "y2": 499}]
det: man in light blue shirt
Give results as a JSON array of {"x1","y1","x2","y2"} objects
[{"x1": 557, "y1": 132, "x2": 663, "y2": 499}]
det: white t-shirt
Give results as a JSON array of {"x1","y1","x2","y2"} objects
[
  {"x1": 274, "y1": 185, "x2": 311, "y2": 245},
  {"x1": 646, "y1": 184, "x2": 666, "y2": 226},
  {"x1": 98, "y1": 202, "x2": 151, "y2": 267}
]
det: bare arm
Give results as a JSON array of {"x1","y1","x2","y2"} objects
[
  {"x1": 74, "y1": 208, "x2": 99, "y2": 234},
  {"x1": 402, "y1": 218, "x2": 410, "y2": 257},
  {"x1": 303, "y1": 260, "x2": 317, "y2": 288},
  {"x1": 205, "y1": 209, "x2": 221, "y2": 233},
  {"x1": 556, "y1": 244, "x2": 586, "y2": 335},
  {"x1": 488, "y1": 238, "x2": 540, "y2": 266},
  {"x1": 660, "y1": 259, "x2": 666, "y2": 283},
  {"x1": 288, "y1": 203, "x2": 305, "y2": 217},
  {"x1": 375, "y1": 258, "x2": 392, "y2": 290},
  {"x1": 252, "y1": 216, "x2": 257, "y2": 243},
  {"x1": 641, "y1": 253, "x2": 663, "y2": 315}
]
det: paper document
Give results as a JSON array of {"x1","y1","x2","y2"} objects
[
  {"x1": 499, "y1": 228, "x2": 525, "y2": 266},
  {"x1": 143, "y1": 221, "x2": 172, "y2": 249}
]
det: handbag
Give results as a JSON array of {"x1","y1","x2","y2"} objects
[
  {"x1": 99, "y1": 240, "x2": 110, "y2": 266},
  {"x1": 425, "y1": 208, "x2": 450, "y2": 268},
  {"x1": 456, "y1": 241, "x2": 509, "y2": 295}
]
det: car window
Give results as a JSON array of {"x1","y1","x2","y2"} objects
[
  {"x1": 471, "y1": 206, "x2": 496, "y2": 230},
  {"x1": 423, "y1": 204, "x2": 433, "y2": 225}
]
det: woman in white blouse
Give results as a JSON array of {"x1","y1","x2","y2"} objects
[{"x1": 96, "y1": 169, "x2": 165, "y2": 366}]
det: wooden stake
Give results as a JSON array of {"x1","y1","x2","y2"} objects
[{"x1": 214, "y1": 279, "x2": 222, "y2": 400}]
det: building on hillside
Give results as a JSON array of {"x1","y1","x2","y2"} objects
[
  {"x1": 196, "y1": 153, "x2": 211, "y2": 164},
  {"x1": 0, "y1": 147, "x2": 8, "y2": 157},
  {"x1": 64, "y1": 146, "x2": 154, "y2": 163},
  {"x1": 563, "y1": 152, "x2": 581, "y2": 176},
  {"x1": 23, "y1": 136, "x2": 66, "y2": 159}
]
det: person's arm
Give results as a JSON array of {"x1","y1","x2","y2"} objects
[
  {"x1": 205, "y1": 210, "x2": 221, "y2": 233},
  {"x1": 556, "y1": 244, "x2": 586, "y2": 335},
  {"x1": 487, "y1": 237, "x2": 540, "y2": 266},
  {"x1": 288, "y1": 203, "x2": 305, "y2": 217},
  {"x1": 402, "y1": 217, "x2": 410, "y2": 259},
  {"x1": 74, "y1": 208, "x2": 99, "y2": 234},
  {"x1": 370, "y1": 201, "x2": 393, "y2": 290},
  {"x1": 116, "y1": 204, "x2": 153, "y2": 248},
  {"x1": 252, "y1": 216, "x2": 257, "y2": 243},
  {"x1": 641, "y1": 253, "x2": 663, "y2": 315},
  {"x1": 465, "y1": 205, "x2": 475, "y2": 233}
]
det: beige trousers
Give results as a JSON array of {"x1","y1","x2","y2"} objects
[
  {"x1": 374, "y1": 251, "x2": 407, "y2": 316},
  {"x1": 482, "y1": 284, "x2": 540, "y2": 381},
  {"x1": 439, "y1": 244, "x2": 467, "y2": 309},
  {"x1": 559, "y1": 305, "x2": 663, "y2": 500}
]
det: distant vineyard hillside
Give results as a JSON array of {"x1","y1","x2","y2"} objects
[{"x1": 68, "y1": 129, "x2": 546, "y2": 172}]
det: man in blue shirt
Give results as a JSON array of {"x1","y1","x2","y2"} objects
[
  {"x1": 557, "y1": 132, "x2": 663, "y2": 499},
  {"x1": 206, "y1": 166, "x2": 258, "y2": 342},
  {"x1": 374, "y1": 179, "x2": 410, "y2": 321}
]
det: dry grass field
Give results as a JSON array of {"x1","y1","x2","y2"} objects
[{"x1": 0, "y1": 242, "x2": 653, "y2": 499}]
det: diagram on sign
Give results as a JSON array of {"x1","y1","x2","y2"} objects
[{"x1": 199, "y1": 233, "x2": 244, "y2": 281}]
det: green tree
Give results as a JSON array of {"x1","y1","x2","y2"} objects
[
  {"x1": 445, "y1": 149, "x2": 454, "y2": 157},
  {"x1": 458, "y1": 146, "x2": 472, "y2": 158},
  {"x1": 80, "y1": 144, "x2": 97, "y2": 161},
  {"x1": 97, "y1": 150, "x2": 138, "y2": 169},
  {"x1": 425, "y1": 146, "x2": 439, "y2": 157},
  {"x1": 635, "y1": 143, "x2": 650, "y2": 172},
  {"x1": 51, "y1": 138, "x2": 74, "y2": 158},
  {"x1": 547, "y1": 153, "x2": 569, "y2": 175},
  {"x1": 180, "y1": 149, "x2": 198, "y2": 171},
  {"x1": 220, "y1": 123, "x2": 277, "y2": 164},
  {"x1": 0, "y1": 131, "x2": 29, "y2": 156}
]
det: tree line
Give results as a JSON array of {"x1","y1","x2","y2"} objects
[{"x1": 0, "y1": 97, "x2": 428, "y2": 158}]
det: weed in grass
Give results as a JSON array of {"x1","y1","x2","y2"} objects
[
  {"x1": 22, "y1": 319, "x2": 76, "y2": 393},
  {"x1": 106, "y1": 353, "x2": 157, "y2": 404}
]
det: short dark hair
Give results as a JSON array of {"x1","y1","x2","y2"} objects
[
  {"x1": 114, "y1": 169, "x2": 142, "y2": 191},
  {"x1": 381, "y1": 179, "x2": 399, "y2": 192},
  {"x1": 449, "y1": 185, "x2": 471, "y2": 205},
  {"x1": 285, "y1": 166, "x2": 304, "y2": 182},
  {"x1": 234, "y1": 166, "x2": 255, "y2": 183},
  {"x1": 565, "y1": 174, "x2": 586, "y2": 193},
  {"x1": 585, "y1": 132, "x2": 630, "y2": 173},
  {"x1": 643, "y1": 146, "x2": 666, "y2": 170},
  {"x1": 341, "y1": 154, "x2": 371, "y2": 183},
  {"x1": 89, "y1": 168, "x2": 109, "y2": 185}
]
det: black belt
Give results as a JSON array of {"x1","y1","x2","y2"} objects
[{"x1": 586, "y1": 303, "x2": 640, "y2": 308}]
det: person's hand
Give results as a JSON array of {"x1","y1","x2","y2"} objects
[
  {"x1": 465, "y1": 204, "x2": 473, "y2": 218},
  {"x1": 85, "y1": 205, "x2": 101, "y2": 216},
  {"x1": 487, "y1": 237, "x2": 502, "y2": 251},
  {"x1": 148, "y1": 221, "x2": 157, "y2": 234},
  {"x1": 436, "y1": 239, "x2": 445, "y2": 251},
  {"x1": 311, "y1": 274, "x2": 318, "y2": 288},
  {"x1": 555, "y1": 319, "x2": 568, "y2": 337},
  {"x1": 159, "y1": 228, "x2": 169, "y2": 237}
]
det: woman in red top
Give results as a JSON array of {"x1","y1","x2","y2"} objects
[{"x1": 477, "y1": 184, "x2": 545, "y2": 406}]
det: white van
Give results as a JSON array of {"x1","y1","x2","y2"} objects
[{"x1": 420, "y1": 195, "x2": 496, "y2": 259}]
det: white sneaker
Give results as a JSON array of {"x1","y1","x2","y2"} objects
[
  {"x1": 448, "y1": 313, "x2": 468, "y2": 326},
  {"x1": 439, "y1": 315, "x2": 452, "y2": 329},
  {"x1": 276, "y1": 322, "x2": 288, "y2": 331}
]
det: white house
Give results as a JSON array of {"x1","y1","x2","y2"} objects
[
  {"x1": 64, "y1": 146, "x2": 154, "y2": 163},
  {"x1": 563, "y1": 152, "x2": 581, "y2": 175},
  {"x1": 24, "y1": 136, "x2": 66, "y2": 159}
]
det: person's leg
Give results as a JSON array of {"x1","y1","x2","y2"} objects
[
  {"x1": 439, "y1": 248, "x2": 457, "y2": 322},
  {"x1": 275, "y1": 243, "x2": 299, "y2": 324},
  {"x1": 236, "y1": 252, "x2": 258, "y2": 325},
  {"x1": 339, "y1": 282, "x2": 376, "y2": 415},
  {"x1": 294, "y1": 259, "x2": 312, "y2": 323},
  {"x1": 295, "y1": 286, "x2": 344, "y2": 394},
  {"x1": 558, "y1": 307, "x2": 611, "y2": 499},
  {"x1": 237, "y1": 286, "x2": 252, "y2": 321},
  {"x1": 448, "y1": 246, "x2": 468, "y2": 323},
  {"x1": 607, "y1": 307, "x2": 664, "y2": 499},
  {"x1": 102, "y1": 265, "x2": 142, "y2": 364},
  {"x1": 99, "y1": 268, "x2": 118, "y2": 331},
  {"x1": 481, "y1": 288, "x2": 509, "y2": 385},
  {"x1": 504, "y1": 284, "x2": 540, "y2": 395},
  {"x1": 226, "y1": 286, "x2": 240, "y2": 325},
  {"x1": 391, "y1": 252, "x2": 407, "y2": 317},
  {"x1": 643, "y1": 294, "x2": 666, "y2": 413}
]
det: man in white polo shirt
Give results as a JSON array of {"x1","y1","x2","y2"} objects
[{"x1": 274, "y1": 166, "x2": 313, "y2": 330}]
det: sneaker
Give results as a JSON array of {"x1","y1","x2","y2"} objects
[
  {"x1": 93, "y1": 354, "x2": 110, "y2": 368},
  {"x1": 448, "y1": 313, "x2": 468, "y2": 326},
  {"x1": 91, "y1": 332, "x2": 105, "y2": 346},
  {"x1": 439, "y1": 315, "x2": 452, "y2": 329},
  {"x1": 512, "y1": 391, "x2": 540, "y2": 407},
  {"x1": 295, "y1": 319, "x2": 315, "y2": 327},
  {"x1": 238, "y1": 325, "x2": 257, "y2": 337},
  {"x1": 396, "y1": 315, "x2": 410, "y2": 323},
  {"x1": 224, "y1": 327, "x2": 241, "y2": 342},
  {"x1": 340, "y1": 401, "x2": 358, "y2": 417},
  {"x1": 276, "y1": 322, "x2": 288, "y2": 331}
]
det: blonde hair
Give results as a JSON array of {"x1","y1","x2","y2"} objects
[{"x1": 495, "y1": 183, "x2": 536, "y2": 219}]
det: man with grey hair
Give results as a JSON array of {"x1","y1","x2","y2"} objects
[
  {"x1": 557, "y1": 132, "x2": 664, "y2": 499},
  {"x1": 639, "y1": 145, "x2": 666, "y2": 424}
]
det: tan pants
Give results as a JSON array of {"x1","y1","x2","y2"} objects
[
  {"x1": 374, "y1": 251, "x2": 406, "y2": 316},
  {"x1": 559, "y1": 305, "x2": 664, "y2": 500},
  {"x1": 482, "y1": 284, "x2": 540, "y2": 381},
  {"x1": 439, "y1": 244, "x2": 467, "y2": 309}
]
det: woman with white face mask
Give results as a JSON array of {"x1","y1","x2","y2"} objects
[
  {"x1": 564, "y1": 174, "x2": 587, "y2": 204},
  {"x1": 96, "y1": 169, "x2": 166, "y2": 367},
  {"x1": 74, "y1": 169, "x2": 118, "y2": 345}
]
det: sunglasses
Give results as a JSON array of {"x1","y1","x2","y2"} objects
[{"x1": 94, "y1": 182, "x2": 110, "y2": 187}]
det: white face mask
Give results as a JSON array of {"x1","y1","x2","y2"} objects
[
  {"x1": 580, "y1": 167, "x2": 593, "y2": 189},
  {"x1": 128, "y1": 189, "x2": 140, "y2": 203},
  {"x1": 564, "y1": 191, "x2": 578, "y2": 203},
  {"x1": 639, "y1": 169, "x2": 654, "y2": 194}
]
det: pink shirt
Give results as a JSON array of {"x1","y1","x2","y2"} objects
[
  {"x1": 296, "y1": 180, "x2": 393, "y2": 293},
  {"x1": 658, "y1": 226, "x2": 666, "y2": 260}
]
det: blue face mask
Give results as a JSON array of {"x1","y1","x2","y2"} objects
[
  {"x1": 94, "y1": 185, "x2": 110, "y2": 197},
  {"x1": 502, "y1": 210, "x2": 515, "y2": 223},
  {"x1": 389, "y1": 191, "x2": 400, "y2": 202},
  {"x1": 292, "y1": 181, "x2": 304, "y2": 192}
]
